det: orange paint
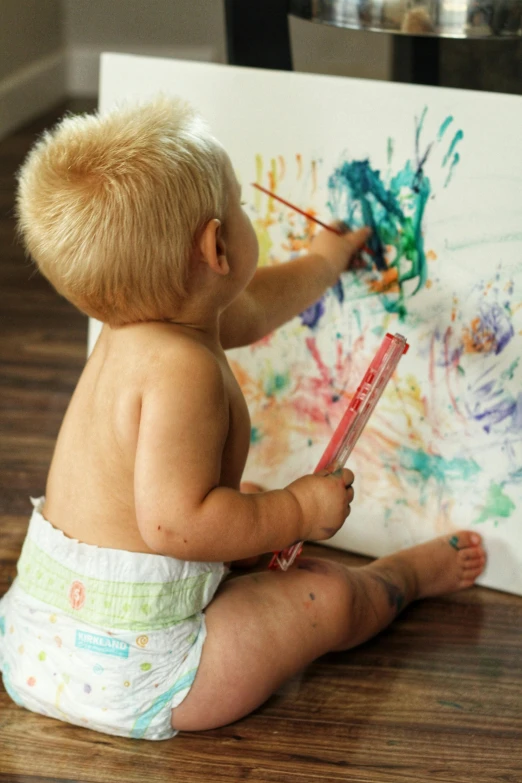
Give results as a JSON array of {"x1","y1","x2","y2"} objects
[
  {"x1": 296, "y1": 153, "x2": 303, "y2": 179},
  {"x1": 462, "y1": 317, "x2": 496, "y2": 354},
  {"x1": 426, "y1": 249, "x2": 437, "y2": 261},
  {"x1": 368, "y1": 267, "x2": 399, "y2": 294}
]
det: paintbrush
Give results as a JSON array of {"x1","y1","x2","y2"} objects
[{"x1": 251, "y1": 182, "x2": 373, "y2": 258}]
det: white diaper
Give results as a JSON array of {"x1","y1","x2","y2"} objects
[{"x1": 0, "y1": 498, "x2": 227, "y2": 740}]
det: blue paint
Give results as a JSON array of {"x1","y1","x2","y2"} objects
[
  {"x1": 332, "y1": 279, "x2": 345, "y2": 304},
  {"x1": 300, "y1": 297, "x2": 325, "y2": 328}
]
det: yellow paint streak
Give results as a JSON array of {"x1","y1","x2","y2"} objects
[
  {"x1": 311, "y1": 159, "x2": 317, "y2": 193},
  {"x1": 278, "y1": 155, "x2": 286, "y2": 181},
  {"x1": 254, "y1": 154, "x2": 263, "y2": 211}
]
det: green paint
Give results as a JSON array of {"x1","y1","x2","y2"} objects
[
  {"x1": 501, "y1": 358, "x2": 519, "y2": 381},
  {"x1": 250, "y1": 426, "x2": 263, "y2": 444},
  {"x1": 398, "y1": 447, "x2": 481, "y2": 484},
  {"x1": 387, "y1": 137, "x2": 394, "y2": 164},
  {"x1": 449, "y1": 535, "x2": 460, "y2": 551},
  {"x1": 457, "y1": 365, "x2": 465, "y2": 376},
  {"x1": 264, "y1": 372, "x2": 290, "y2": 398},
  {"x1": 353, "y1": 308, "x2": 362, "y2": 333},
  {"x1": 38, "y1": 651, "x2": 46, "y2": 661},
  {"x1": 140, "y1": 663, "x2": 152, "y2": 672},
  {"x1": 475, "y1": 482, "x2": 515, "y2": 525}
]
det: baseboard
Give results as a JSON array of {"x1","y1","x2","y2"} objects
[
  {"x1": 67, "y1": 44, "x2": 220, "y2": 98},
  {"x1": 0, "y1": 50, "x2": 68, "y2": 140}
]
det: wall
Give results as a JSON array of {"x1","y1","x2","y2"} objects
[
  {"x1": 63, "y1": 0, "x2": 392, "y2": 95},
  {"x1": 0, "y1": 0, "x2": 66, "y2": 138},
  {"x1": 0, "y1": 0, "x2": 392, "y2": 138},
  {"x1": 62, "y1": 0, "x2": 228, "y2": 95}
]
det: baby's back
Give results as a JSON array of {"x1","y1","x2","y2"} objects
[{"x1": 44, "y1": 323, "x2": 165, "y2": 552}]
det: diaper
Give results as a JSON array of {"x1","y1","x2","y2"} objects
[{"x1": 0, "y1": 498, "x2": 227, "y2": 740}]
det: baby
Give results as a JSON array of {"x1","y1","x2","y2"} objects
[{"x1": 0, "y1": 98, "x2": 486, "y2": 741}]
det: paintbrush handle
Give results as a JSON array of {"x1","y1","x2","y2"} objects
[{"x1": 251, "y1": 182, "x2": 373, "y2": 256}]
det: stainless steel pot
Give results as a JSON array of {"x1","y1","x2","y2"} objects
[{"x1": 290, "y1": 0, "x2": 522, "y2": 37}]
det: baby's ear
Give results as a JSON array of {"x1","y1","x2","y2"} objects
[{"x1": 199, "y1": 218, "x2": 229, "y2": 276}]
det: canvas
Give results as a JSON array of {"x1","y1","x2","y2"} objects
[{"x1": 90, "y1": 54, "x2": 522, "y2": 594}]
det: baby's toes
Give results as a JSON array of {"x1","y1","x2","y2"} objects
[{"x1": 448, "y1": 530, "x2": 483, "y2": 553}]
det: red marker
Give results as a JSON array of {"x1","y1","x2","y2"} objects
[{"x1": 269, "y1": 332, "x2": 410, "y2": 571}]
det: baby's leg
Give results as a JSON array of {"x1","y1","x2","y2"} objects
[{"x1": 171, "y1": 531, "x2": 485, "y2": 732}]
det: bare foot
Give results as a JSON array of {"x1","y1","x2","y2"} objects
[{"x1": 389, "y1": 530, "x2": 487, "y2": 600}]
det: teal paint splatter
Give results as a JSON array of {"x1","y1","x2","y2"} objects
[
  {"x1": 444, "y1": 152, "x2": 460, "y2": 188},
  {"x1": 442, "y1": 129, "x2": 464, "y2": 167},
  {"x1": 449, "y1": 535, "x2": 460, "y2": 551},
  {"x1": 438, "y1": 116, "x2": 454, "y2": 141},
  {"x1": 326, "y1": 109, "x2": 463, "y2": 322},
  {"x1": 398, "y1": 446, "x2": 481, "y2": 483},
  {"x1": 250, "y1": 426, "x2": 263, "y2": 444},
  {"x1": 264, "y1": 372, "x2": 290, "y2": 398}
]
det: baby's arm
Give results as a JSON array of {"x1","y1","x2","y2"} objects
[
  {"x1": 134, "y1": 342, "x2": 352, "y2": 562},
  {"x1": 220, "y1": 226, "x2": 370, "y2": 349}
]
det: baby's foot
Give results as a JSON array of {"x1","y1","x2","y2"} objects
[{"x1": 398, "y1": 531, "x2": 486, "y2": 599}]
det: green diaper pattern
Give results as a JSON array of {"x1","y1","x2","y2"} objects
[{"x1": 17, "y1": 538, "x2": 218, "y2": 631}]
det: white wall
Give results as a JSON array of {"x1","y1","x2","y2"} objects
[
  {"x1": 0, "y1": 0, "x2": 67, "y2": 138},
  {"x1": 62, "y1": 0, "x2": 228, "y2": 96},
  {"x1": 63, "y1": 0, "x2": 392, "y2": 96},
  {"x1": 0, "y1": 0, "x2": 392, "y2": 137}
]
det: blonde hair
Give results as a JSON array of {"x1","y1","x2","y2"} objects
[{"x1": 16, "y1": 96, "x2": 228, "y2": 325}]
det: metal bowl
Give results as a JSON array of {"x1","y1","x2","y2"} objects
[{"x1": 290, "y1": 0, "x2": 522, "y2": 37}]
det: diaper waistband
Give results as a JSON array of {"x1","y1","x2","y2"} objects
[{"x1": 15, "y1": 498, "x2": 226, "y2": 631}]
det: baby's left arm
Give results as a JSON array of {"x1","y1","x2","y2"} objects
[{"x1": 219, "y1": 226, "x2": 370, "y2": 350}]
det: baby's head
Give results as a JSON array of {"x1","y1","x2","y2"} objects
[{"x1": 16, "y1": 97, "x2": 233, "y2": 325}]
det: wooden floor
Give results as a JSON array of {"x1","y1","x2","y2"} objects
[{"x1": 1, "y1": 102, "x2": 522, "y2": 783}]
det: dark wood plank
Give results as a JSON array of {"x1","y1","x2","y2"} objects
[{"x1": 1, "y1": 101, "x2": 522, "y2": 783}]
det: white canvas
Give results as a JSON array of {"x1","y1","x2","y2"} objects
[{"x1": 91, "y1": 53, "x2": 522, "y2": 594}]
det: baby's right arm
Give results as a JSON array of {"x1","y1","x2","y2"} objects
[{"x1": 134, "y1": 342, "x2": 353, "y2": 562}]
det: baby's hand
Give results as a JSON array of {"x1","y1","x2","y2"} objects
[
  {"x1": 309, "y1": 225, "x2": 371, "y2": 279},
  {"x1": 285, "y1": 468, "x2": 355, "y2": 542}
]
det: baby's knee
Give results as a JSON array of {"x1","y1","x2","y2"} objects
[{"x1": 295, "y1": 557, "x2": 354, "y2": 611}]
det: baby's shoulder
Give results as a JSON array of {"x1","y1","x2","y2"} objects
[{"x1": 132, "y1": 324, "x2": 224, "y2": 389}]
